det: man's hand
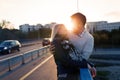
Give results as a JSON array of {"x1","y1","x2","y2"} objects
[
  {"x1": 90, "y1": 67, "x2": 96, "y2": 78},
  {"x1": 50, "y1": 44, "x2": 55, "y2": 53},
  {"x1": 88, "y1": 64, "x2": 96, "y2": 78}
]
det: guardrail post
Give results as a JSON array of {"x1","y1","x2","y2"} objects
[
  {"x1": 8, "y1": 59, "x2": 11, "y2": 71},
  {"x1": 45, "y1": 48, "x2": 47, "y2": 53},
  {"x1": 44, "y1": 48, "x2": 45, "y2": 53},
  {"x1": 46, "y1": 47, "x2": 48, "y2": 53},
  {"x1": 37, "y1": 50, "x2": 40, "y2": 57},
  {"x1": 22, "y1": 54, "x2": 25, "y2": 64},
  {"x1": 31, "y1": 52, "x2": 33, "y2": 60},
  {"x1": 42, "y1": 49, "x2": 44, "y2": 54}
]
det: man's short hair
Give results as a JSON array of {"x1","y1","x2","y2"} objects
[{"x1": 71, "y1": 12, "x2": 86, "y2": 26}]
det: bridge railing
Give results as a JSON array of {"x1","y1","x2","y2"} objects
[
  {"x1": 0, "y1": 46, "x2": 50, "y2": 76},
  {"x1": 80, "y1": 68, "x2": 93, "y2": 80}
]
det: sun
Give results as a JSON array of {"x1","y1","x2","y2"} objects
[
  {"x1": 64, "y1": 19, "x2": 73, "y2": 31},
  {"x1": 65, "y1": 23, "x2": 73, "y2": 31}
]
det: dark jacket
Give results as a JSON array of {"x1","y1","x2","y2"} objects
[{"x1": 52, "y1": 38, "x2": 88, "y2": 74}]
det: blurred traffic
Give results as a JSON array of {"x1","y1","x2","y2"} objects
[{"x1": 0, "y1": 40, "x2": 21, "y2": 54}]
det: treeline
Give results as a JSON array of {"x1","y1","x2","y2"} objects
[
  {"x1": 93, "y1": 29, "x2": 120, "y2": 48},
  {"x1": 0, "y1": 27, "x2": 51, "y2": 42},
  {"x1": 27, "y1": 28, "x2": 51, "y2": 39}
]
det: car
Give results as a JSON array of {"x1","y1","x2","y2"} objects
[
  {"x1": 0, "y1": 40, "x2": 21, "y2": 54},
  {"x1": 42, "y1": 38, "x2": 50, "y2": 46}
]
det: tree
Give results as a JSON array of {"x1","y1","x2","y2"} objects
[
  {"x1": 0, "y1": 20, "x2": 14, "y2": 29},
  {"x1": 39, "y1": 28, "x2": 51, "y2": 38}
]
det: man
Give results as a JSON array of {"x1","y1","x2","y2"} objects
[
  {"x1": 69, "y1": 12, "x2": 94, "y2": 60},
  {"x1": 68, "y1": 12, "x2": 96, "y2": 78},
  {"x1": 50, "y1": 12, "x2": 96, "y2": 80}
]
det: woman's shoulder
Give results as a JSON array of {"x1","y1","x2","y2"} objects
[
  {"x1": 51, "y1": 38, "x2": 63, "y2": 45},
  {"x1": 52, "y1": 38, "x2": 62, "y2": 42}
]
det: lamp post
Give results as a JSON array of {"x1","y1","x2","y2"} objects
[{"x1": 77, "y1": 0, "x2": 79, "y2": 12}]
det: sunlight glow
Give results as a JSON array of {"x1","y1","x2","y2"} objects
[{"x1": 64, "y1": 19, "x2": 73, "y2": 31}]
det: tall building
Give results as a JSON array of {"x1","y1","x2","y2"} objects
[{"x1": 86, "y1": 21, "x2": 120, "y2": 33}]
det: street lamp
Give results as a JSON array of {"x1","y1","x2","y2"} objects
[{"x1": 77, "y1": 0, "x2": 79, "y2": 12}]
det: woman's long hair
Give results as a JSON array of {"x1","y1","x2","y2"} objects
[{"x1": 50, "y1": 24, "x2": 64, "y2": 42}]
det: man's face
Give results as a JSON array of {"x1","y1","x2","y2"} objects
[{"x1": 71, "y1": 18, "x2": 83, "y2": 34}]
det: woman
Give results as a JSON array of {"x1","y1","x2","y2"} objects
[{"x1": 50, "y1": 24, "x2": 95, "y2": 80}]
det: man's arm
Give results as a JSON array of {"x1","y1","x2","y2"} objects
[
  {"x1": 82, "y1": 36, "x2": 94, "y2": 60},
  {"x1": 82, "y1": 36, "x2": 96, "y2": 77}
]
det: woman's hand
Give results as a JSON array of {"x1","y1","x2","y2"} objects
[{"x1": 50, "y1": 44, "x2": 55, "y2": 53}]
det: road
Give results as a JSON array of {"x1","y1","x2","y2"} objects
[
  {"x1": 0, "y1": 53, "x2": 57, "y2": 80},
  {"x1": 0, "y1": 41, "x2": 42, "y2": 60}
]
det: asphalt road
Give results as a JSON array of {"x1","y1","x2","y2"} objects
[{"x1": 0, "y1": 41, "x2": 42, "y2": 60}]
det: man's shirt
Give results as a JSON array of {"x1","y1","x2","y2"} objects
[{"x1": 68, "y1": 29, "x2": 94, "y2": 60}]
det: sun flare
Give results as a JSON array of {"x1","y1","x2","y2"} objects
[
  {"x1": 65, "y1": 24, "x2": 73, "y2": 31},
  {"x1": 64, "y1": 19, "x2": 73, "y2": 31}
]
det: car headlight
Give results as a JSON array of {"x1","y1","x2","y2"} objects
[{"x1": 4, "y1": 47, "x2": 8, "y2": 50}]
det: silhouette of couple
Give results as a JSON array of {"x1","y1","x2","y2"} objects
[{"x1": 50, "y1": 13, "x2": 96, "y2": 80}]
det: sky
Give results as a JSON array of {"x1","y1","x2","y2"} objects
[{"x1": 0, "y1": 0, "x2": 120, "y2": 29}]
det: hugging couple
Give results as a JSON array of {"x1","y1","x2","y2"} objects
[{"x1": 50, "y1": 12, "x2": 96, "y2": 80}]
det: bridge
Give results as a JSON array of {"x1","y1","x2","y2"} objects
[{"x1": 0, "y1": 42, "x2": 93, "y2": 80}]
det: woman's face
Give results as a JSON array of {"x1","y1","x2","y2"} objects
[{"x1": 58, "y1": 25, "x2": 68, "y2": 36}]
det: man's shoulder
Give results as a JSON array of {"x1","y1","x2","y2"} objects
[{"x1": 85, "y1": 30, "x2": 94, "y2": 40}]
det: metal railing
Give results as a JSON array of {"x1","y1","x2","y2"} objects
[
  {"x1": 80, "y1": 68, "x2": 93, "y2": 80},
  {"x1": 0, "y1": 46, "x2": 50, "y2": 76}
]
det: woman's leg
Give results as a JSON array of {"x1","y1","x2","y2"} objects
[
  {"x1": 57, "y1": 74, "x2": 67, "y2": 80},
  {"x1": 65, "y1": 71, "x2": 80, "y2": 80}
]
